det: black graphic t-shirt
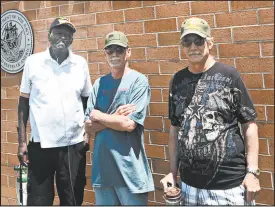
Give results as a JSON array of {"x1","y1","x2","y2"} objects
[{"x1": 169, "y1": 62, "x2": 257, "y2": 190}]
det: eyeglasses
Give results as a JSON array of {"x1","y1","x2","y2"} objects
[
  {"x1": 105, "y1": 46, "x2": 126, "y2": 55},
  {"x1": 181, "y1": 37, "x2": 206, "y2": 47}
]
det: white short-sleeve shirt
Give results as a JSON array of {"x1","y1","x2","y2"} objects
[{"x1": 20, "y1": 48, "x2": 92, "y2": 148}]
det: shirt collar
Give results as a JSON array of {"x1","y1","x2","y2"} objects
[{"x1": 44, "y1": 48, "x2": 77, "y2": 64}]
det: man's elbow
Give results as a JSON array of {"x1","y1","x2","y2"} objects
[{"x1": 123, "y1": 120, "x2": 137, "y2": 132}]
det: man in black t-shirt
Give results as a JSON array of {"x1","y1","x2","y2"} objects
[{"x1": 160, "y1": 17, "x2": 261, "y2": 205}]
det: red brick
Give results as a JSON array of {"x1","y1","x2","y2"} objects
[
  {"x1": 259, "y1": 138, "x2": 269, "y2": 155},
  {"x1": 149, "y1": 75, "x2": 172, "y2": 88},
  {"x1": 219, "y1": 43, "x2": 260, "y2": 58},
  {"x1": 250, "y1": 90, "x2": 274, "y2": 105},
  {"x1": 150, "y1": 89, "x2": 162, "y2": 102},
  {"x1": 127, "y1": 34, "x2": 157, "y2": 47},
  {"x1": 70, "y1": 14, "x2": 95, "y2": 27},
  {"x1": 163, "y1": 118, "x2": 171, "y2": 132},
  {"x1": 144, "y1": 131, "x2": 150, "y2": 144},
  {"x1": 1, "y1": 131, "x2": 7, "y2": 142},
  {"x1": 33, "y1": 42, "x2": 48, "y2": 53},
  {"x1": 75, "y1": 52, "x2": 88, "y2": 61},
  {"x1": 7, "y1": 143, "x2": 18, "y2": 154},
  {"x1": 1, "y1": 175, "x2": 7, "y2": 185},
  {"x1": 96, "y1": 11, "x2": 124, "y2": 24},
  {"x1": 30, "y1": 20, "x2": 47, "y2": 32},
  {"x1": 1, "y1": 186, "x2": 16, "y2": 199},
  {"x1": 159, "y1": 60, "x2": 187, "y2": 74},
  {"x1": 114, "y1": 22, "x2": 143, "y2": 35},
  {"x1": 130, "y1": 48, "x2": 146, "y2": 60},
  {"x1": 8, "y1": 154, "x2": 18, "y2": 166},
  {"x1": 2, "y1": 1, "x2": 23, "y2": 12},
  {"x1": 145, "y1": 144, "x2": 165, "y2": 159},
  {"x1": 217, "y1": 58, "x2": 235, "y2": 66},
  {"x1": 150, "y1": 131, "x2": 169, "y2": 145},
  {"x1": 1, "y1": 121, "x2": 18, "y2": 132},
  {"x1": 143, "y1": 1, "x2": 173, "y2": 6},
  {"x1": 6, "y1": 110, "x2": 17, "y2": 121},
  {"x1": 231, "y1": 1, "x2": 273, "y2": 11},
  {"x1": 259, "y1": 155, "x2": 274, "y2": 172},
  {"x1": 129, "y1": 61, "x2": 159, "y2": 74},
  {"x1": 255, "y1": 188, "x2": 274, "y2": 205},
  {"x1": 125, "y1": 7, "x2": 155, "y2": 21},
  {"x1": 144, "y1": 117, "x2": 163, "y2": 130},
  {"x1": 85, "y1": 1, "x2": 112, "y2": 13},
  {"x1": 83, "y1": 190, "x2": 95, "y2": 203},
  {"x1": 236, "y1": 58, "x2": 274, "y2": 73},
  {"x1": 258, "y1": 171, "x2": 273, "y2": 188},
  {"x1": 178, "y1": 15, "x2": 215, "y2": 28},
  {"x1": 60, "y1": 3, "x2": 84, "y2": 16},
  {"x1": 261, "y1": 42, "x2": 274, "y2": 57},
  {"x1": 1, "y1": 100, "x2": 18, "y2": 110},
  {"x1": 34, "y1": 31, "x2": 48, "y2": 43},
  {"x1": 87, "y1": 24, "x2": 113, "y2": 38},
  {"x1": 216, "y1": 10, "x2": 257, "y2": 27},
  {"x1": 7, "y1": 132, "x2": 18, "y2": 143},
  {"x1": 234, "y1": 25, "x2": 274, "y2": 42},
  {"x1": 158, "y1": 32, "x2": 180, "y2": 46},
  {"x1": 72, "y1": 39, "x2": 97, "y2": 51},
  {"x1": 269, "y1": 139, "x2": 274, "y2": 155},
  {"x1": 24, "y1": 1, "x2": 44, "y2": 10},
  {"x1": 45, "y1": 1, "x2": 69, "y2": 7},
  {"x1": 147, "y1": 47, "x2": 179, "y2": 61},
  {"x1": 99, "y1": 63, "x2": 110, "y2": 75},
  {"x1": 150, "y1": 103, "x2": 168, "y2": 116},
  {"x1": 88, "y1": 51, "x2": 105, "y2": 63},
  {"x1": 240, "y1": 74, "x2": 263, "y2": 89},
  {"x1": 254, "y1": 106, "x2": 266, "y2": 121},
  {"x1": 1, "y1": 197, "x2": 9, "y2": 205},
  {"x1": 211, "y1": 28, "x2": 231, "y2": 43},
  {"x1": 264, "y1": 74, "x2": 274, "y2": 89},
  {"x1": 156, "y1": 2, "x2": 190, "y2": 18},
  {"x1": 155, "y1": 188, "x2": 167, "y2": 203},
  {"x1": 267, "y1": 106, "x2": 274, "y2": 121},
  {"x1": 74, "y1": 28, "x2": 87, "y2": 39},
  {"x1": 1, "y1": 110, "x2": 7, "y2": 120},
  {"x1": 258, "y1": 123, "x2": 274, "y2": 139},
  {"x1": 145, "y1": 18, "x2": 177, "y2": 33},
  {"x1": 113, "y1": 1, "x2": 141, "y2": 10},
  {"x1": 8, "y1": 198, "x2": 18, "y2": 206},
  {"x1": 97, "y1": 37, "x2": 105, "y2": 50},
  {"x1": 1, "y1": 165, "x2": 17, "y2": 176},
  {"x1": 37, "y1": 7, "x2": 59, "y2": 19},
  {"x1": 1, "y1": 77, "x2": 21, "y2": 88},
  {"x1": 151, "y1": 159, "x2": 170, "y2": 174},
  {"x1": 1, "y1": 153, "x2": 8, "y2": 165},
  {"x1": 191, "y1": 1, "x2": 228, "y2": 14},
  {"x1": 259, "y1": 8, "x2": 274, "y2": 24},
  {"x1": 22, "y1": 10, "x2": 37, "y2": 21},
  {"x1": 88, "y1": 63, "x2": 99, "y2": 75}
]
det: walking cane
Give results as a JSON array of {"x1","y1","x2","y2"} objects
[
  {"x1": 14, "y1": 164, "x2": 27, "y2": 205},
  {"x1": 19, "y1": 163, "x2": 23, "y2": 205}
]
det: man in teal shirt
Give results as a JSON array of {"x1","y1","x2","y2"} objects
[{"x1": 84, "y1": 31, "x2": 154, "y2": 205}]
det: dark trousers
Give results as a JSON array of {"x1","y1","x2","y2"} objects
[{"x1": 27, "y1": 141, "x2": 89, "y2": 206}]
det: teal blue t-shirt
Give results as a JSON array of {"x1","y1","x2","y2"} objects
[{"x1": 85, "y1": 70, "x2": 155, "y2": 193}]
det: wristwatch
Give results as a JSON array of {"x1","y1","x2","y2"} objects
[{"x1": 246, "y1": 168, "x2": 260, "y2": 177}]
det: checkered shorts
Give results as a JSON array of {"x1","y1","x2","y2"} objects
[{"x1": 181, "y1": 181, "x2": 255, "y2": 205}]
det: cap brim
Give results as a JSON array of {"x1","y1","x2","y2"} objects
[
  {"x1": 180, "y1": 30, "x2": 207, "y2": 39},
  {"x1": 104, "y1": 42, "x2": 128, "y2": 49},
  {"x1": 52, "y1": 23, "x2": 76, "y2": 33}
]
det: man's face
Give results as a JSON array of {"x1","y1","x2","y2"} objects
[
  {"x1": 181, "y1": 34, "x2": 212, "y2": 64},
  {"x1": 49, "y1": 25, "x2": 73, "y2": 53},
  {"x1": 104, "y1": 45, "x2": 131, "y2": 68}
]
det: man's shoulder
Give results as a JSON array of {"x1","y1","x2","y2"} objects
[
  {"x1": 130, "y1": 69, "x2": 149, "y2": 86},
  {"x1": 213, "y1": 62, "x2": 240, "y2": 77},
  {"x1": 26, "y1": 50, "x2": 47, "y2": 63}
]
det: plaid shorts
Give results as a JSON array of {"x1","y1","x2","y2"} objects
[{"x1": 181, "y1": 181, "x2": 255, "y2": 205}]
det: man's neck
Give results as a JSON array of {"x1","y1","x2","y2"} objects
[
  {"x1": 49, "y1": 47, "x2": 69, "y2": 65},
  {"x1": 188, "y1": 55, "x2": 216, "y2": 74}
]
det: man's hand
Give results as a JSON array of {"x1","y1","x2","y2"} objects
[
  {"x1": 242, "y1": 173, "x2": 261, "y2": 203},
  {"x1": 114, "y1": 104, "x2": 136, "y2": 116},
  {"x1": 89, "y1": 109, "x2": 102, "y2": 121},
  {"x1": 160, "y1": 173, "x2": 177, "y2": 193},
  {"x1": 17, "y1": 142, "x2": 28, "y2": 165}
]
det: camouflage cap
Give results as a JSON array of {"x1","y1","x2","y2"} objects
[
  {"x1": 50, "y1": 17, "x2": 76, "y2": 33},
  {"x1": 180, "y1": 17, "x2": 211, "y2": 39},
  {"x1": 104, "y1": 31, "x2": 128, "y2": 48}
]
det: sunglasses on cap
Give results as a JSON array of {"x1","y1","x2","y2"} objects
[
  {"x1": 181, "y1": 37, "x2": 206, "y2": 47},
  {"x1": 105, "y1": 45, "x2": 127, "y2": 55}
]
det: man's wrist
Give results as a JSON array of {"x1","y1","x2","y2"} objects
[{"x1": 246, "y1": 167, "x2": 260, "y2": 177}]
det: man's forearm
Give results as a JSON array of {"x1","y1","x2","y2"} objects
[
  {"x1": 96, "y1": 112, "x2": 136, "y2": 132},
  {"x1": 18, "y1": 96, "x2": 30, "y2": 145},
  {"x1": 88, "y1": 121, "x2": 106, "y2": 133},
  {"x1": 169, "y1": 125, "x2": 179, "y2": 178},
  {"x1": 242, "y1": 122, "x2": 259, "y2": 169}
]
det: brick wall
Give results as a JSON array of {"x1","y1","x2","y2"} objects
[{"x1": 1, "y1": 1, "x2": 274, "y2": 205}]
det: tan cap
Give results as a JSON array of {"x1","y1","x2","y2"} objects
[
  {"x1": 50, "y1": 17, "x2": 76, "y2": 33},
  {"x1": 104, "y1": 31, "x2": 128, "y2": 48},
  {"x1": 180, "y1": 17, "x2": 211, "y2": 39}
]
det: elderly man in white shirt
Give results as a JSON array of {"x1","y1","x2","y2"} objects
[{"x1": 17, "y1": 17, "x2": 92, "y2": 206}]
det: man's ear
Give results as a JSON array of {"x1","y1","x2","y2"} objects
[
  {"x1": 126, "y1": 48, "x2": 131, "y2": 59},
  {"x1": 48, "y1": 32, "x2": 53, "y2": 42},
  {"x1": 207, "y1": 37, "x2": 214, "y2": 50}
]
